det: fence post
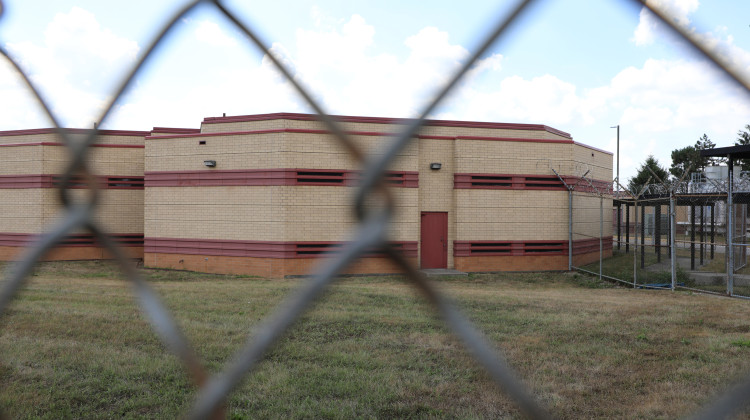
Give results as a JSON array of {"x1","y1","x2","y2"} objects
[
  {"x1": 569, "y1": 189, "x2": 573, "y2": 271},
  {"x1": 700, "y1": 205, "x2": 705, "y2": 266},
  {"x1": 711, "y1": 204, "x2": 715, "y2": 260},
  {"x1": 655, "y1": 204, "x2": 661, "y2": 262},
  {"x1": 626, "y1": 204, "x2": 630, "y2": 253},
  {"x1": 551, "y1": 168, "x2": 574, "y2": 271},
  {"x1": 691, "y1": 205, "x2": 696, "y2": 270},
  {"x1": 641, "y1": 205, "x2": 645, "y2": 269},
  {"x1": 634, "y1": 200, "x2": 638, "y2": 288},
  {"x1": 599, "y1": 194, "x2": 604, "y2": 281},
  {"x1": 728, "y1": 159, "x2": 734, "y2": 296},
  {"x1": 617, "y1": 204, "x2": 621, "y2": 250},
  {"x1": 667, "y1": 204, "x2": 671, "y2": 258},
  {"x1": 670, "y1": 194, "x2": 676, "y2": 290}
]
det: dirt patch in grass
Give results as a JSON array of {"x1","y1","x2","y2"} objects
[{"x1": 1, "y1": 263, "x2": 750, "y2": 418}]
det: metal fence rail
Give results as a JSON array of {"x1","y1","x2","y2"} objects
[{"x1": 2, "y1": 0, "x2": 750, "y2": 418}]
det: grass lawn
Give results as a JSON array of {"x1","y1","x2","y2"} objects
[{"x1": 2, "y1": 261, "x2": 750, "y2": 418}]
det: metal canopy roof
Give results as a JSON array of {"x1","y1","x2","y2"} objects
[{"x1": 700, "y1": 144, "x2": 750, "y2": 159}]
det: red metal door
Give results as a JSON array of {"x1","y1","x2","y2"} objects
[{"x1": 421, "y1": 212, "x2": 448, "y2": 269}]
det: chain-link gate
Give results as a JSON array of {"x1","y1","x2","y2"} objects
[{"x1": 2, "y1": 0, "x2": 750, "y2": 418}]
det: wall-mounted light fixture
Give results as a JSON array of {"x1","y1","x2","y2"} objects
[
  {"x1": 430, "y1": 162, "x2": 442, "y2": 170},
  {"x1": 203, "y1": 160, "x2": 217, "y2": 167}
]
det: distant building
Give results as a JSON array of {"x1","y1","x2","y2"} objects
[{"x1": 0, "y1": 113, "x2": 613, "y2": 276}]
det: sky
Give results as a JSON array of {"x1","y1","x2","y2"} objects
[{"x1": 0, "y1": 0, "x2": 749, "y2": 183}]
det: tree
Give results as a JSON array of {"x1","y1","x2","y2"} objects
[
  {"x1": 695, "y1": 133, "x2": 727, "y2": 172},
  {"x1": 694, "y1": 133, "x2": 722, "y2": 168},
  {"x1": 629, "y1": 155, "x2": 669, "y2": 194},
  {"x1": 737, "y1": 124, "x2": 750, "y2": 146},
  {"x1": 736, "y1": 124, "x2": 750, "y2": 171},
  {"x1": 669, "y1": 134, "x2": 721, "y2": 181},
  {"x1": 669, "y1": 146, "x2": 701, "y2": 180}
]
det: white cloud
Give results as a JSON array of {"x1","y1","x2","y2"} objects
[
  {"x1": 286, "y1": 15, "x2": 472, "y2": 117},
  {"x1": 632, "y1": 0, "x2": 699, "y2": 46},
  {"x1": 44, "y1": 7, "x2": 139, "y2": 64},
  {"x1": 621, "y1": 106, "x2": 674, "y2": 132},
  {"x1": 0, "y1": 7, "x2": 139, "y2": 128},
  {"x1": 109, "y1": 47, "x2": 304, "y2": 129},
  {"x1": 447, "y1": 74, "x2": 580, "y2": 125},
  {"x1": 194, "y1": 20, "x2": 238, "y2": 47},
  {"x1": 448, "y1": 56, "x2": 748, "y2": 133},
  {"x1": 607, "y1": 59, "x2": 750, "y2": 132},
  {"x1": 631, "y1": 0, "x2": 750, "y2": 82}
]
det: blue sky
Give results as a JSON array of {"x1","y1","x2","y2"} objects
[{"x1": 1, "y1": 0, "x2": 749, "y2": 183}]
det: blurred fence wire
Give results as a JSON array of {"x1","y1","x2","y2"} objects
[{"x1": 1, "y1": 0, "x2": 750, "y2": 418}]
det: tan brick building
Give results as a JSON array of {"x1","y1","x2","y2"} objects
[
  {"x1": 143, "y1": 113, "x2": 613, "y2": 277},
  {"x1": 0, "y1": 128, "x2": 146, "y2": 261},
  {"x1": 0, "y1": 114, "x2": 611, "y2": 276}
]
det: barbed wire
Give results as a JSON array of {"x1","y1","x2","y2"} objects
[{"x1": 1, "y1": 0, "x2": 750, "y2": 418}]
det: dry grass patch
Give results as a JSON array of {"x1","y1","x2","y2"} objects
[{"x1": 1, "y1": 262, "x2": 750, "y2": 418}]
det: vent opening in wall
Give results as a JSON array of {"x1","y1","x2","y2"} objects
[
  {"x1": 295, "y1": 243, "x2": 343, "y2": 255},
  {"x1": 454, "y1": 241, "x2": 567, "y2": 256},
  {"x1": 199, "y1": 140, "x2": 206, "y2": 145},
  {"x1": 106, "y1": 177, "x2": 145, "y2": 189},
  {"x1": 454, "y1": 173, "x2": 566, "y2": 190},
  {"x1": 470, "y1": 175, "x2": 512, "y2": 187},
  {"x1": 295, "y1": 171, "x2": 345, "y2": 184}
]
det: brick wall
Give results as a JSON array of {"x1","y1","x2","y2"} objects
[
  {"x1": 0, "y1": 129, "x2": 146, "y2": 261},
  {"x1": 143, "y1": 114, "x2": 612, "y2": 276},
  {"x1": 0, "y1": 114, "x2": 614, "y2": 273}
]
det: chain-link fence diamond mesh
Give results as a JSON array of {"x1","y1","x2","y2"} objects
[{"x1": 2, "y1": 0, "x2": 750, "y2": 418}]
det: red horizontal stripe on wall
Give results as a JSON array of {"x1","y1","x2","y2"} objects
[
  {"x1": 147, "y1": 128, "x2": 576, "y2": 148},
  {"x1": 571, "y1": 178, "x2": 613, "y2": 194},
  {"x1": 151, "y1": 127, "x2": 201, "y2": 134},
  {"x1": 0, "y1": 142, "x2": 144, "y2": 148},
  {"x1": 0, "y1": 175, "x2": 49, "y2": 188},
  {"x1": 0, "y1": 175, "x2": 144, "y2": 189},
  {"x1": 147, "y1": 128, "x2": 398, "y2": 140},
  {"x1": 144, "y1": 169, "x2": 418, "y2": 188},
  {"x1": 144, "y1": 237, "x2": 418, "y2": 259},
  {"x1": 451, "y1": 135, "x2": 571, "y2": 145},
  {"x1": 454, "y1": 173, "x2": 612, "y2": 193},
  {"x1": 145, "y1": 169, "x2": 295, "y2": 187},
  {"x1": 573, "y1": 142, "x2": 613, "y2": 156},
  {"x1": 454, "y1": 173, "x2": 568, "y2": 191},
  {"x1": 0, "y1": 128, "x2": 149, "y2": 137},
  {"x1": 0, "y1": 233, "x2": 143, "y2": 247},
  {"x1": 146, "y1": 127, "x2": 575, "y2": 147},
  {"x1": 454, "y1": 238, "x2": 613, "y2": 257},
  {"x1": 199, "y1": 112, "x2": 573, "y2": 139}
]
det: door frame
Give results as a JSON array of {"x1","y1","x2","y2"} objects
[{"x1": 420, "y1": 211, "x2": 448, "y2": 269}]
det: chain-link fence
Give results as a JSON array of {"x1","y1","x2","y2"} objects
[
  {"x1": 2, "y1": 0, "x2": 750, "y2": 418},
  {"x1": 576, "y1": 174, "x2": 750, "y2": 300}
]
